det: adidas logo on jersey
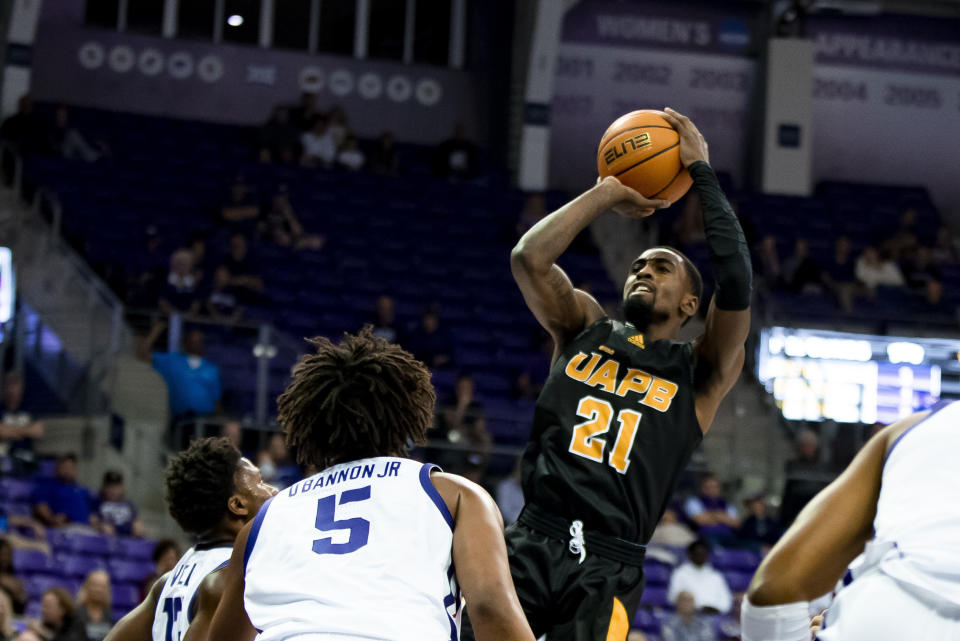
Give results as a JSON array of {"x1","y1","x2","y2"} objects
[{"x1": 628, "y1": 334, "x2": 645, "y2": 349}]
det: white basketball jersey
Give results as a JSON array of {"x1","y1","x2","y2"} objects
[
  {"x1": 243, "y1": 457, "x2": 459, "y2": 641},
  {"x1": 151, "y1": 545, "x2": 232, "y2": 641},
  {"x1": 870, "y1": 400, "x2": 960, "y2": 607}
]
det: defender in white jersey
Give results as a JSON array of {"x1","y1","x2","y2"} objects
[
  {"x1": 740, "y1": 402, "x2": 960, "y2": 641},
  {"x1": 104, "y1": 437, "x2": 275, "y2": 641},
  {"x1": 205, "y1": 329, "x2": 535, "y2": 641}
]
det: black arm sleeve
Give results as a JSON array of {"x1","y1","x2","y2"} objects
[{"x1": 689, "y1": 160, "x2": 753, "y2": 311}]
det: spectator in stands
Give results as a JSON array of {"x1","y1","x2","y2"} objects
[
  {"x1": 0, "y1": 540, "x2": 27, "y2": 615},
  {"x1": 220, "y1": 233, "x2": 264, "y2": 302},
  {"x1": 855, "y1": 245, "x2": 905, "y2": 293},
  {"x1": 27, "y1": 587, "x2": 82, "y2": 641},
  {"x1": 821, "y1": 236, "x2": 857, "y2": 313},
  {"x1": 661, "y1": 591, "x2": 717, "y2": 641},
  {"x1": 369, "y1": 295, "x2": 398, "y2": 343},
  {"x1": 902, "y1": 246, "x2": 942, "y2": 291},
  {"x1": 220, "y1": 177, "x2": 261, "y2": 238},
  {"x1": 74, "y1": 570, "x2": 112, "y2": 641},
  {"x1": 672, "y1": 194, "x2": 707, "y2": 247},
  {"x1": 260, "y1": 185, "x2": 325, "y2": 251},
  {"x1": 258, "y1": 106, "x2": 300, "y2": 165},
  {"x1": 433, "y1": 123, "x2": 477, "y2": 179},
  {"x1": 0, "y1": 587, "x2": 14, "y2": 641},
  {"x1": 684, "y1": 473, "x2": 740, "y2": 545},
  {"x1": 754, "y1": 235, "x2": 782, "y2": 291},
  {"x1": 883, "y1": 206, "x2": 919, "y2": 259},
  {"x1": 327, "y1": 106, "x2": 350, "y2": 148},
  {"x1": 780, "y1": 429, "x2": 831, "y2": 527},
  {"x1": 300, "y1": 116, "x2": 337, "y2": 168},
  {"x1": 438, "y1": 375, "x2": 491, "y2": 484},
  {"x1": 336, "y1": 135, "x2": 365, "y2": 171},
  {"x1": 289, "y1": 92, "x2": 320, "y2": 131},
  {"x1": 0, "y1": 371, "x2": 45, "y2": 475},
  {"x1": 158, "y1": 249, "x2": 201, "y2": 315},
  {"x1": 369, "y1": 132, "x2": 398, "y2": 175},
  {"x1": 220, "y1": 421, "x2": 242, "y2": 451},
  {"x1": 496, "y1": 459, "x2": 524, "y2": 526},
  {"x1": 140, "y1": 540, "x2": 180, "y2": 600},
  {"x1": 93, "y1": 471, "x2": 143, "y2": 538},
  {"x1": 932, "y1": 225, "x2": 958, "y2": 265},
  {"x1": 32, "y1": 453, "x2": 94, "y2": 530},
  {"x1": 204, "y1": 266, "x2": 243, "y2": 324},
  {"x1": 781, "y1": 238, "x2": 822, "y2": 293},
  {"x1": 140, "y1": 322, "x2": 222, "y2": 420},
  {"x1": 649, "y1": 508, "x2": 697, "y2": 548},
  {"x1": 0, "y1": 94, "x2": 49, "y2": 158},
  {"x1": 667, "y1": 539, "x2": 733, "y2": 615},
  {"x1": 126, "y1": 226, "x2": 165, "y2": 308},
  {"x1": 49, "y1": 106, "x2": 106, "y2": 164},
  {"x1": 187, "y1": 234, "x2": 211, "y2": 285},
  {"x1": 512, "y1": 371, "x2": 541, "y2": 402},
  {"x1": 404, "y1": 307, "x2": 452, "y2": 369},
  {"x1": 920, "y1": 279, "x2": 951, "y2": 316},
  {"x1": 737, "y1": 493, "x2": 782, "y2": 553},
  {"x1": 256, "y1": 434, "x2": 299, "y2": 491}
]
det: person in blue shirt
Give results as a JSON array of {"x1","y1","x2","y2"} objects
[
  {"x1": 31, "y1": 453, "x2": 95, "y2": 528},
  {"x1": 140, "y1": 324, "x2": 222, "y2": 419}
]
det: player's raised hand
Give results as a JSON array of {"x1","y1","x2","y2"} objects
[
  {"x1": 661, "y1": 107, "x2": 709, "y2": 167},
  {"x1": 596, "y1": 175, "x2": 670, "y2": 219}
]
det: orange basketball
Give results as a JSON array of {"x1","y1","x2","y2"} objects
[{"x1": 596, "y1": 110, "x2": 692, "y2": 204}]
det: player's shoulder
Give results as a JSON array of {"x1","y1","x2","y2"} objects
[{"x1": 428, "y1": 471, "x2": 499, "y2": 527}]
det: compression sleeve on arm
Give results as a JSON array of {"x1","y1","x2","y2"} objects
[
  {"x1": 689, "y1": 160, "x2": 753, "y2": 310},
  {"x1": 741, "y1": 598, "x2": 812, "y2": 641}
]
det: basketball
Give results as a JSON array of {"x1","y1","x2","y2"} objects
[{"x1": 596, "y1": 110, "x2": 692, "y2": 203}]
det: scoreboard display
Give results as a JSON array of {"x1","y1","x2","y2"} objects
[{"x1": 756, "y1": 327, "x2": 960, "y2": 424}]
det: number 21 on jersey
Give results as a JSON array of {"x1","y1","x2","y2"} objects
[{"x1": 569, "y1": 396, "x2": 641, "y2": 473}]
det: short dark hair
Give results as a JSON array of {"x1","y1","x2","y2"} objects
[
  {"x1": 278, "y1": 327, "x2": 436, "y2": 469},
  {"x1": 688, "y1": 538, "x2": 711, "y2": 556},
  {"x1": 58, "y1": 453, "x2": 78, "y2": 464},
  {"x1": 151, "y1": 539, "x2": 181, "y2": 564},
  {"x1": 645, "y1": 246, "x2": 703, "y2": 302},
  {"x1": 164, "y1": 437, "x2": 242, "y2": 535},
  {"x1": 102, "y1": 470, "x2": 123, "y2": 486}
]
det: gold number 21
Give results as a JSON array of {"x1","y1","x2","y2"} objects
[{"x1": 568, "y1": 396, "x2": 641, "y2": 474}]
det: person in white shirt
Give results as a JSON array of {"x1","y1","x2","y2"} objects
[
  {"x1": 300, "y1": 117, "x2": 336, "y2": 167},
  {"x1": 668, "y1": 539, "x2": 733, "y2": 614},
  {"x1": 854, "y1": 246, "x2": 905, "y2": 291},
  {"x1": 336, "y1": 135, "x2": 365, "y2": 171}
]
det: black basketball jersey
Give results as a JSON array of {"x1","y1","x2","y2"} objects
[{"x1": 521, "y1": 317, "x2": 702, "y2": 544}]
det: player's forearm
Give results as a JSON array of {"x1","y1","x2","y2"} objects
[
  {"x1": 691, "y1": 161, "x2": 752, "y2": 310},
  {"x1": 511, "y1": 182, "x2": 615, "y2": 274}
]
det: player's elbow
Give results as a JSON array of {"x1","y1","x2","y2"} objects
[{"x1": 510, "y1": 242, "x2": 548, "y2": 277}]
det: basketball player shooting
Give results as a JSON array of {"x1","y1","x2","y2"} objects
[
  {"x1": 741, "y1": 402, "x2": 960, "y2": 641},
  {"x1": 463, "y1": 108, "x2": 752, "y2": 640}
]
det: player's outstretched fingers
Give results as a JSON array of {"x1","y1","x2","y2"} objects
[{"x1": 662, "y1": 107, "x2": 709, "y2": 167}]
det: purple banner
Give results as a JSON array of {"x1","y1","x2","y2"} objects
[
  {"x1": 809, "y1": 14, "x2": 960, "y2": 77},
  {"x1": 29, "y1": 1, "x2": 478, "y2": 144},
  {"x1": 561, "y1": 0, "x2": 757, "y2": 56}
]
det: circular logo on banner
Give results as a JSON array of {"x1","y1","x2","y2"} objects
[
  {"x1": 415, "y1": 78, "x2": 443, "y2": 106},
  {"x1": 168, "y1": 52, "x2": 195, "y2": 79},
  {"x1": 197, "y1": 56, "x2": 224, "y2": 83},
  {"x1": 299, "y1": 66, "x2": 325, "y2": 93},
  {"x1": 108, "y1": 45, "x2": 135, "y2": 73},
  {"x1": 329, "y1": 69, "x2": 354, "y2": 97},
  {"x1": 78, "y1": 42, "x2": 105, "y2": 70},
  {"x1": 138, "y1": 48, "x2": 164, "y2": 76},
  {"x1": 358, "y1": 73, "x2": 383, "y2": 100},
  {"x1": 386, "y1": 76, "x2": 412, "y2": 103}
]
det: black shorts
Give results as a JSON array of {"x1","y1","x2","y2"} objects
[{"x1": 461, "y1": 520, "x2": 646, "y2": 641}]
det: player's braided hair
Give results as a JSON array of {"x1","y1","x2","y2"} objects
[
  {"x1": 164, "y1": 437, "x2": 241, "y2": 534},
  {"x1": 278, "y1": 326, "x2": 435, "y2": 469}
]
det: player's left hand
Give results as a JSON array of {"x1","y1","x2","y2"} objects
[
  {"x1": 810, "y1": 610, "x2": 826, "y2": 638},
  {"x1": 661, "y1": 107, "x2": 709, "y2": 167}
]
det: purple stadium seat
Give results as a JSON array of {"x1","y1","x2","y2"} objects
[
  {"x1": 108, "y1": 559, "x2": 154, "y2": 583},
  {"x1": 643, "y1": 562, "x2": 672, "y2": 587},
  {"x1": 26, "y1": 600, "x2": 42, "y2": 619},
  {"x1": 116, "y1": 537, "x2": 156, "y2": 561},
  {"x1": 723, "y1": 570, "x2": 753, "y2": 593},
  {"x1": 13, "y1": 549, "x2": 53, "y2": 573},
  {"x1": 58, "y1": 554, "x2": 108, "y2": 578},
  {"x1": 0, "y1": 478, "x2": 34, "y2": 502},
  {"x1": 640, "y1": 586, "x2": 669, "y2": 608},
  {"x1": 112, "y1": 582, "x2": 141, "y2": 609},
  {"x1": 70, "y1": 534, "x2": 113, "y2": 556},
  {"x1": 711, "y1": 547, "x2": 759, "y2": 572}
]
